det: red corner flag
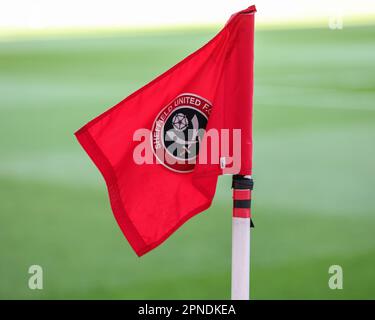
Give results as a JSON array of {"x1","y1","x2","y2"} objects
[{"x1": 75, "y1": 5, "x2": 256, "y2": 256}]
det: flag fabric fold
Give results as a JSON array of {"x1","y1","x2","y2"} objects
[{"x1": 75, "y1": 5, "x2": 256, "y2": 256}]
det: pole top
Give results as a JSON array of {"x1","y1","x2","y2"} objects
[{"x1": 232, "y1": 175, "x2": 254, "y2": 190}]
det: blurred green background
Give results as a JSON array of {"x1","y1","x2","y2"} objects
[{"x1": 1, "y1": 22, "x2": 375, "y2": 299}]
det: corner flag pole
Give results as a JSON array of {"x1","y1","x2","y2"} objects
[{"x1": 231, "y1": 175, "x2": 254, "y2": 300}]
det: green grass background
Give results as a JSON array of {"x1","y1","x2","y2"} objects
[{"x1": 0, "y1": 24, "x2": 374, "y2": 299}]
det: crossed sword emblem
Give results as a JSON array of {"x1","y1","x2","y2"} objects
[{"x1": 166, "y1": 115, "x2": 200, "y2": 157}]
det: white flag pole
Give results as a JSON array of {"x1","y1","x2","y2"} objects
[{"x1": 231, "y1": 175, "x2": 253, "y2": 300}]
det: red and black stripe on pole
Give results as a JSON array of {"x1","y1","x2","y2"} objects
[{"x1": 232, "y1": 175, "x2": 254, "y2": 227}]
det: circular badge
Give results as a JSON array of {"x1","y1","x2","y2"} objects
[{"x1": 151, "y1": 93, "x2": 212, "y2": 173}]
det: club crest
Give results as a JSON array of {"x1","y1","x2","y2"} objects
[{"x1": 151, "y1": 93, "x2": 212, "y2": 173}]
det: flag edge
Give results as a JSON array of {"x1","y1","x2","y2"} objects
[
  {"x1": 74, "y1": 5, "x2": 256, "y2": 135},
  {"x1": 74, "y1": 129, "x2": 214, "y2": 256}
]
